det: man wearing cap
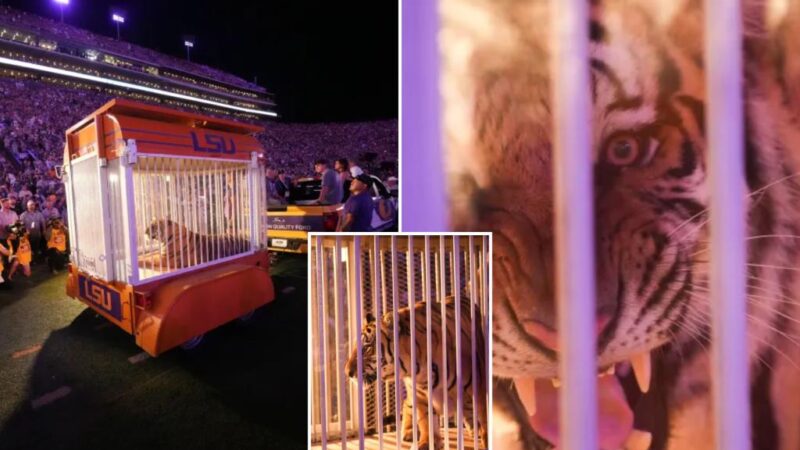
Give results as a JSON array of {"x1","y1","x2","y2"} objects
[
  {"x1": 315, "y1": 159, "x2": 342, "y2": 205},
  {"x1": 337, "y1": 174, "x2": 375, "y2": 232},
  {"x1": 0, "y1": 198, "x2": 18, "y2": 240},
  {"x1": 20, "y1": 200, "x2": 45, "y2": 262}
]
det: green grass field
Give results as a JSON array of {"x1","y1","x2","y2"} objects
[{"x1": 0, "y1": 254, "x2": 308, "y2": 450}]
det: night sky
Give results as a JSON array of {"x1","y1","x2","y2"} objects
[{"x1": 2, "y1": 0, "x2": 398, "y2": 123}]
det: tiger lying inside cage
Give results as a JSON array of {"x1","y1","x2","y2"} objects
[
  {"x1": 345, "y1": 297, "x2": 488, "y2": 450},
  {"x1": 140, "y1": 218, "x2": 250, "y2": 270}
]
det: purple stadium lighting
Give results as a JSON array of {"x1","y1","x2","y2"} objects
[
  {"x1": 54, "y1": 0, "x2": 69, "y2": 23},
  {"x1": 112, "y1": 13, "x2": 125, "y2": 40}
]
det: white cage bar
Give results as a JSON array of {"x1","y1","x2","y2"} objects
[
  {"x1": 310, "y1": 234, "x2": 491, "y2": 450},
  {"x1": 551, "y1": 0, "x2": 598, "y2": 449},
  {"x1": 705, "y1": 0, "x2": 751, "y2": 448}
]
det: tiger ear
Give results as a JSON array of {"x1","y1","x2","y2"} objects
[{"x1": 366, "y1": 313, "x2": 376, "y2": 323}]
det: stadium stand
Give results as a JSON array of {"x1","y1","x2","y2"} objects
[{"x1": 0, "y1": 5, "x2": 397, "y2": 224}]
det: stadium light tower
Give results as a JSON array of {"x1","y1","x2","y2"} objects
[
  {"x1": 112, "y1": 13, "x2": 125, "y2": 40},
  {"x1": 184, "y1": 39, "x2": 195, "y2": 62},
  {"x1": 54, "y1": 0, "x2": 69, "y2": 23}
]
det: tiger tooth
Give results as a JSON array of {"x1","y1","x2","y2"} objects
[
  {"x1": 600, "y1": 365, "x2": 615, "y2": 377},
  {"x1": 513, "y1": 377, "x2": 537, "y2": 416},
  {"x1": 551, "y1": 378, "x2": 561, "y2": 388},
  {"x1": 630, "y1": 352, "x2": 652, "y2": 393},
  {"x1": 624, "y1": 429, "x2": 653, "y2": 450}
]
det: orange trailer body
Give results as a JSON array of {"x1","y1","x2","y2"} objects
[{"x1": 62, "y1": 99, "x2": 275, "y2": 356}]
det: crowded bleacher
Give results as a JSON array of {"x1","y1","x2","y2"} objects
[{"x1": 0, "y1": 5, "x2": 397, "y2": 286}]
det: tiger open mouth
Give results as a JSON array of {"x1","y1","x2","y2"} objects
[{"x1": 515, "y1": 353, "x2": 656, "y2": 450}]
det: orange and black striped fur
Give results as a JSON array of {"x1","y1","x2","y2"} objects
[
  {"x1": 345, "y1": 297, "x2": 488, "y2": 450},
  {"x1": 142, "y1": 219, "x2": 249, "y2": 270},
  {"x1": 442, "y1": 0, "x2": 800, "y2": 449}
]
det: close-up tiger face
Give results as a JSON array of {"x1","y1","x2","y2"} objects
[{"x1": 442, "y1": 0, "x2": 800, "y2": 448}]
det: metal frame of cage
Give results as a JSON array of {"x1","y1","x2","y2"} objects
[
  {"x1": 402, "y1": 0, "x2": 750, "y2": 449},
  {"x1": 64, "y1": 140, "x2": 268, "y2": 286},
  {"x1": 309, "y1": 233, "x2": 491, "y2": 450}
]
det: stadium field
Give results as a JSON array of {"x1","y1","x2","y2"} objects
[{"x1": 0, "y1": 255, "x2": 307, "y2": 450}]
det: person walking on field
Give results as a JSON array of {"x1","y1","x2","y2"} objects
[{"x1": 337, "y1": 174, "x2": 374, "y2": 232}]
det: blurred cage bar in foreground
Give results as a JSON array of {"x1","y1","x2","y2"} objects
[
  {"x1": 309, "y1": 234, "x2": 491, "y2": 450},
  {"x1": 402, "y1": 0, "x2": 750, "y2": 448}
]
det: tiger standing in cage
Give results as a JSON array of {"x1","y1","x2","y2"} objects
[
  {"x1": 441, "y1": 0, "x2": 800, "y2": 449},
  {"x1": 345, "y1": 296, "x2": 488, "y2": 450}
]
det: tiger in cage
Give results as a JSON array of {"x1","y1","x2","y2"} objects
[
  {"x1": 345, "y1": 297, "x2": 488, "y2": 450},
  {"x1": 141, "y1": 219, "x2": 250, "y2": 270},
  {"x1": 441, "y1": 0, "x2": 800, "y2": 449}
]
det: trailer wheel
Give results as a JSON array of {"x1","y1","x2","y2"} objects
[{"x1": 181, "y1": 334, "x2": 204, "y2": 350}]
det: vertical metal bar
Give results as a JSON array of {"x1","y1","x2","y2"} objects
[
  {"x1": 119, "y1": 144, "x2": 138, "y2": 284},
  {"x1": 469, "y1": 236, "x2": 478, "y2": 450},
  {"x1": 204, "y1": 164, "x2": 210, "y2": 265},
  {"x1": 453, "y1": 237, "x2": 463, "y2": 450},
  {"x1": 407, "y1": 237, "x2": 418, "y2": 449},
  {"x1": 705, "y1": 0, "x2": 751, "y2": 448},
  {"x1": 353, "y1": 237, "x2": 366, "y2": 450},
  {"x1": 176, "y1": 160, "x2": 185, "y2": 269},
  {"x1": 439, "y1": 236, "x2": 449, "y2": 449},
  {"x1": 379, "y1": 247, "x2": 391, "y2": 426},
  {"x1": 133, "y1": 162, "x2": 143, "y2": 281},
  {"x1": 216, "y1": 163, "x2": 222, "y2": 260},
  {"x1": 191, "y1": 161, "x2": 199, "y2": 267},
  {"x1": 372, "y1": 236, "x2": 384, "y2": 450},
  {"x1": 315, "y1": 237, "x2": 329, "y2": 449},
  {"x1": 483, "y1": 234, "x2": 490, "y2": 432},
  {"x1": 322, "y1": 243, "x2": 333, "y2": 444},
  {"x1": 235, "y1": 168, "x2": 242, "y2": 255},
  {"x1": 160, "y1": 159, "x2": 170, "y2": 273},
  {"x1": 148, "y1": 158, "x2": 159, "y2": 275},
  {"x1": 551, "y1": 0, "x2": 597, "y2": 447},
  {"x1": 390, "y1": 236, "x2": 402, "y2": 449},
  {"x1": 424, "y1": 236, "x2": 435, "y2": 450},
  {"x1": 401, "y1": 0, "x2": 446, "y2": 231},
  {"x1": 333, "y1": 237, "x2": 348, "y2": 448}
]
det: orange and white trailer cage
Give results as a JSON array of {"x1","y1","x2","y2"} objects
[{"x1": 63, "y1": 99, "x2": 275, "y2": 356}]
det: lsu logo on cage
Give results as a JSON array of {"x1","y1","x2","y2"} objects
[
  {"x1": 78, "y1": 274, "x2": 122, "y2": 321},
  {"x1": 190, "y1": 131, "x2": 237, "y2": 154}
]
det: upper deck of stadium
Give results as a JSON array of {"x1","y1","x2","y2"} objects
[{"x1": 0, "y1": 5, "x2": 276, "y2": 121}]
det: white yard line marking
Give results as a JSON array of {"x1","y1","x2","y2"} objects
[
  {"x1": 31, "y1": 386, "x2": 71, "y2": 410},
  {"x1": 128, "y1": 351, "x2": 150, "y2": 364},
  {"x1": 11, "y1": 344, "x2": 42, "y2": 359}
]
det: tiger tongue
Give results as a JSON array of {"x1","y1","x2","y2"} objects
[{"x1": 518, "y1": 375, "x2": 634, "y2": 450}]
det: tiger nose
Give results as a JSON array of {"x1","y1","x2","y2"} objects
[{"x1": 523, "y1": 314, "x2": 611, "y2": 352}]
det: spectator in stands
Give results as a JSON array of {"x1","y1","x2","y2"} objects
[
  {"x1": 337, "y1": 174, "x2": 374, "y2": 232},
  {"x1": 41, "y1": 197, "x2": 60, "y2": 220},
  {"x1": 315, "y1": 159, "x2": 342, "y2": 205},
  {"x1": 0, "y1": 198, "x2": 18, "y2": 240},
  {"x1": 20, "y1": 200, "x2": 45, "y2": 262}
]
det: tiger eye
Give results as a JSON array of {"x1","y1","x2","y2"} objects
[{"x1": 606, "y1": 135, "x2": 640, "y2": 166}]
